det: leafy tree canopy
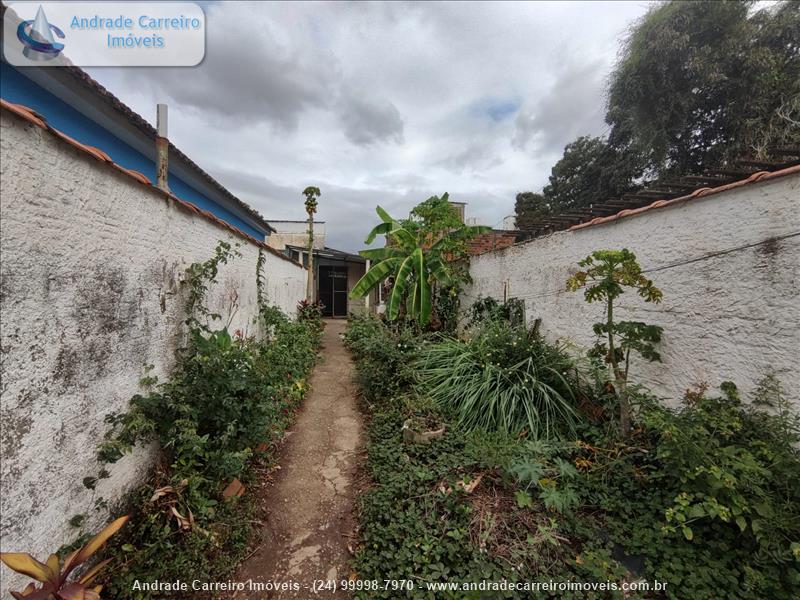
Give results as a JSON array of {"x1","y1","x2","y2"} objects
[
  {"x1": 515, "y1": 1, "x2": 798, "y2": 229},
  {"x1": 515, "y1": 136, "x2": 644, "y2": 228},
  {"x1": 543, "y1": 136, "x2": 643, "y2": 212},
  {"x1": 514, "y1": 192, "x2": 551, "y2": 230},
  {"x1": 401, "y1": 193, "x2": 463, "y2": 240},
  {"x1": 607, "y1": 0, "x2": 800, "y2": 176}
]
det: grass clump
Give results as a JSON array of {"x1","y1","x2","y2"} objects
[{"x1": 417, "y1": 321, "x2": 580, "y2": 438}]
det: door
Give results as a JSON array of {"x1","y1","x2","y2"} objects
[{"x1": 318, "y1": 266, "x2": 349, "y2": 317}]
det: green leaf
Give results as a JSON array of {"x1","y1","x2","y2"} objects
[
  {"x1": 364, "y1": 222, "x2": 392, "y2": 244},
  {"x1": 350, "y1": 258, "x2": 402, "y2": 298},
  {"x1": 358, "y1": 247, "x2": 404, "y2": 261},
  {"x1": 388, "y1": 226, "x2": 417, "y2": 252},
  {"x1": 375, "y1": 205, "x2": 395, "y2": 224},
  {"x1": 387, "y1": 255, "x2": 415, "y2": 320},
  {"x1": 427, "y1": 256, "x2": 453, "y2": 286},
  {"x1": 753, "y1": 502, "x2": 773, "y2": 518},
  {"x1": 413, "y1": 248, "x2": 432, "y2": 324},
  {"x1": 515, "y1": 490, "x2": 533, "y2": 508},
  {"x1": 682, "y1": 526, "x2": 693, "y2": 541},
  {"x1": 735, "y1": 516, "x2": 747, "y2": 532},
  {"x1": 407, "y1": 273, "x2": 419, "y2": 316}
]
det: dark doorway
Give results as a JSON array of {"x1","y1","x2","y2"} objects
[{"x1": 319, "y1": 266, "x2": 348, "y2": 317}]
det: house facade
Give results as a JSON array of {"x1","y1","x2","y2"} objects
[{"x1": 267, "y1": 220, "x2": 378, "y2": 317}]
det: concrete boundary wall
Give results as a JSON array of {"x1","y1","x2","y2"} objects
[
  {"x1": 464, "y1": 172, "x2": 800, "y2": 408},
  {"x1": 0, "y1": 109, "x2": 305, "y2": 593}
]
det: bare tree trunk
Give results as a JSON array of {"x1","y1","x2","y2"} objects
[
  {"x1": 306, "y1": 215, "x2": 314, "y2": 302},
  {"x1": 607, "y1": 296, "x2": 630, "y2": 437}
]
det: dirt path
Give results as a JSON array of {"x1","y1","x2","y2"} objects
[{"x1": 232, "y1": 319, "x2": 362, "y2": 599}]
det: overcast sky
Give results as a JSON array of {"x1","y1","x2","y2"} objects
[{"x1": 87, "y1": 1, "x2": 653, "y2": 251}]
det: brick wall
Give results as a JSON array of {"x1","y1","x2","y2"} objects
[{"x1": 467, "y1": 230, "x2": 518, "y2": 255}]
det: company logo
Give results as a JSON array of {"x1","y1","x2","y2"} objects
[
  {"x1": 16, "y1": 5, "x2": 64, "y2": 61},
  {"x1": 4, "y1": 2, "x2": 205, "y2": 67}
]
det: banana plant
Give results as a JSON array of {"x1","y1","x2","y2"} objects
[{"x1": 350, "y1": 205, "x2": 487, "y2": 325}]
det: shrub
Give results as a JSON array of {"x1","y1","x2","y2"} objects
[
  {"x1": 467, "y1": 295, "x2": 526, "y2": 328},
  {"x1": 416, "y1": 321, "x2": 579, "y2": 437},
  {"x1": 89, "y1": 244, "x2": 322, "y2": 598},
  {"x1": 343, "y1": 315, "x2": 421, "y2": 404},
  {"x1": 296, "y1": 299, "x2": 324, "y2": 327},
  {"x1": 574, "y1": 378, "x2": 800, "y2": 599},
  {"x1": 647, "y1": 380, "x2": 800, "y2": 568},
  {"x1": 100, "y1": 319, "x2": 319, "y2": 504}
]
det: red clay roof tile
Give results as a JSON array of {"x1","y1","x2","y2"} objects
[{"x1": 568, "y1": 165, "x2": 800, "y2": 233}]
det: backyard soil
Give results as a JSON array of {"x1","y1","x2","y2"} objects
[{"x1": 231, "y1": 319, "x2": 363, "y2": 599}]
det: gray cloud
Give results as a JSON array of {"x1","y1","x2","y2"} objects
[
  {"x1": 512, "y1": 60, "x2": 609, "y2": 154},
  {"x1": 113, "y1": 2, "x2": 409, "y2": 142},
  {"x1": 117, "y1": 4, "x2": 338, "y2": 130},
  {"x1": 438, "y1": 142, "x2": 504, "y2": 174},
  {"x1": 337, "y1": 92, "x2": 405, "y2": 146},
  {"x1": 85, "y1": 2, "x2": 652, "y2": 251}
]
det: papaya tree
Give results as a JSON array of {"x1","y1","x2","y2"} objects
[
  {"x1": 302, "y1": 186, "x2": 321, "y2": 301},
  {"x1": 567, "y1": 249, "x2": 663, "y2": 437},
  {"x1": 350, "y1": 203, "x2": 486, "y2": 325}
]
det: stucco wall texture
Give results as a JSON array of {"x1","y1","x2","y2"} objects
[
  {"x1": 464, "y1": 173, "x2": 800, "y2": 409},
  {"x1": 0, "y1": 110, "x2": 306, "y2": 592}
]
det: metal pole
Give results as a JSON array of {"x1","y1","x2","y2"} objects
[
  {"x1": 156, "y1": 104, "x2": 169, "y2": 192},
  {"x1": 306, "y1": 217, "x2": 314, "y2": 301}
]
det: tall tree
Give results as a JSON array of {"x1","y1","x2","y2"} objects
[
  {"x1": 302, "y1": 186, "x2": 320, "y2": 301},
  {"x1": 543, "y1": 136, "x2": 642, "y2": 212},
  {"x1": 401, "y1": 193, "x2": 475, "y2": 282},
  {"x1": 514, "y1": 192, "x2": 551, "y2": 230},
  {"x1": 514, "y1": 136, "x2": 643, "y2": 228},
  {"x1": 607, "y1": 0, "x2": 800, "y2": 177},
  {"x1": 401, "y1": 193, "x2": 464, "y2": 246}
]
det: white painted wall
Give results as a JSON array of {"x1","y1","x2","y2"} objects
[
  {"x1": 465, "y1": 173, "x2": 800, "y2": 408},
  {"x1": 266, "y1": 220, "x2": 326, "y2": 251},
  {"x1": 0, "y1": 110, "x2": 305, "y2": 594}
]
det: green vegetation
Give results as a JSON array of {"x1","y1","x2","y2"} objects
[
  {"x1": 416, "y1": 321, "x2": 579, "y2": 437},
  {"x1": 350, "y1": 196, "x2": 487, "y2": 326},
  {"x1": 344, "y1": 250, "x2": 800, "y2": 598},
  {"x1": 82, "y1": 242, "x2": 323, "y2": 599},
  {"x1": 567, "y1": 249, "x2": 663, "y2": 437},
  {"x1": 515, "y1": 0, "x2": 800, "y2": 227},
  {"x1": 344, "y1": 316, "x2": 421, "y2": 405},
  {"x1": 467, "y1": 295, "x2": 525, "y2": 328},
  {"x1": 608, "y1": 0, "x2": 799, "y2": 176},
  {"x1": 296, "y1": 298, "x2": 325, "y2": 327}
]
